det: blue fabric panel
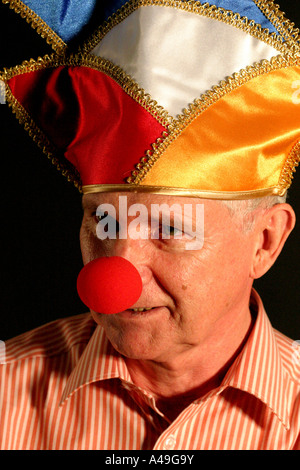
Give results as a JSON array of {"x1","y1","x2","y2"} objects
[
  {"x1": 23, "y1": 0, "x2": 96, "y2": 42},
  {"x1": 97, "y1": 0, "x2": 133, "y2": 23},
  {"x1": 23, "y1": 0, "x2": 279, "y2": 42},
  {"x1": 199, "y1": 0, "x2": 279, "y2": 34},
  {"x1": 23, "y1": 0, "x2": 130, "y2": 42}
]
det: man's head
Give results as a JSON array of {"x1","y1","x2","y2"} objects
[{"x1": 79, "y1": 192, "x2": 295, "y2": 363}]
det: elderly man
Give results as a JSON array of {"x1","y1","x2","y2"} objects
[
  {"x1": 0, "y1": 0, "x2": 299, "y2": 450},
  {"x1": 80, "y1": 191, "x2": 296, "y2": 417}
]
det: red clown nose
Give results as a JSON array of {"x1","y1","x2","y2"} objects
[{"x1": 77, "y1": 256, "x2": 143, "y2": 314}]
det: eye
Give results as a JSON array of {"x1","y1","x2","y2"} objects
[
  {"x1": 94, "y1": 211, "x2": 120, "y2": 234},
  {"x1": 94, "y1": 211, "x2": 106, "y2": 223},
  {"x1": 160, "y1": 224, "x2": 184, "y2": 238},
  {"x1": 151, "y1": 222, "x2": 192, "y2": 241}
]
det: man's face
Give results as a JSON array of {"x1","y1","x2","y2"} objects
[{"x1": 80, "y1": 192, "x2": 256, "y2": 362}]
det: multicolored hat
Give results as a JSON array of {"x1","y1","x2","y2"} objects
[{"x1": 1, "y1": 0, "x2": 300, "y2": 199}]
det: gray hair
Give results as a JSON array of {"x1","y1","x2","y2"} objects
[{"x1": 222, "y1": 194, "x2": 287, "y2": 232}]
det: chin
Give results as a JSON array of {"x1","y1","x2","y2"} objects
[
  {"x1": 92, "y1": 309, "x2": 173, "y2": 360},
  {"x1": 109, "y1": 334, "x2": 159, "y2": 360},
  {"x1": 106, "y1": 328, "x2": 169, "y2": 361}
]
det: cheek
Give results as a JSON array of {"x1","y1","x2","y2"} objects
[
  {"x1": 80, "y1": 223, "x2": 104, "y2": 263},
  {"x1": 165, "y1": 240, "x2": 249, "y2": 305},
  {"x1": 206, "y1": 238, "x2": 255, "y2": 305},
  {"x1": 156, "y1": 254, "x2": 202, "y2": 300},
  {"x1": 79, "y1": 225, "x2": 89, "y2": 262}
]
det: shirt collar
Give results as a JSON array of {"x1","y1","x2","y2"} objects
[
  {"x1": 221, "y1": 289, "x2": 290, "y2": 429},
  {"x1": 59, "y1": 289, "x2": 290, "y2": 429},
  {"x1": 59, "y1": 325, "x2": 132, "y2": 406}
]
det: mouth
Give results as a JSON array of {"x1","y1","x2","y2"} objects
[
  {"x1": 116, "y1": 306, "x2": 165, "y2": 318},
  {"x1": 129, "y1": 307, "x2": 156, "y2": 315},
  {"x1": 131, "y1": 307, "x2": 152, "y2": 312}
]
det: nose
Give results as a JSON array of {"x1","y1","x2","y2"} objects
[{"x1": 77, "y1": 256, "x2": 143, "y2": 314}]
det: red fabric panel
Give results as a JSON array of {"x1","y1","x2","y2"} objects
[{"x1": 9, "y1": 66, "x2": 166, "y2": 185}]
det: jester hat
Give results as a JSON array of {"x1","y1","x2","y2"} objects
[{"x1": 1, "y1": 0, "x2": 300, "y2": 199}]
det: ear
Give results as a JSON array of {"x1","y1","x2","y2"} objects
[{"x1": 250, "y1": 203, "x2": 296, "y2": 279}]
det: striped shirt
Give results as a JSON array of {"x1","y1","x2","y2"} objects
[{"x1": 1, "y1": 290, "x2": 299, "y2": 450}]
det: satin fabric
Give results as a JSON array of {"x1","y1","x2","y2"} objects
[
  {"x1": 6, "y1": 62, "x2": 300, "y2": 195},
  {"x1": 2, "y1": 1, "x2": 299, "y2": 197},
  {"x1": 141, "y1": 65, "x2": 300, "y2": 194},
  {"x1": 21, "y1": 0, "x2": 279, "y2": 43},
  {"x1": 211, "y1": 0, "x2": 279, "y2": 34},
  {"x1": 23, "y1": 0, "x2": 98, "y2": 42},
  {"x1": 93, "y1": 5, "x2": 279, "y2": 117},
  {"x1": 9, "y1": 66, "x2": 167, "y2": 185},
  {"x1": 17, "y1": 0, "x2": 279, "y2": 44}
]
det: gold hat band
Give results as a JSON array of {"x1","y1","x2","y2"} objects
[{"x1": 81, "y1": 184, "x2": 284, "y2": 200}]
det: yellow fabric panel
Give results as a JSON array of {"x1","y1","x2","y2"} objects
[{"x1": 142, "y1": 66, "x2": 300, "y2": 194}]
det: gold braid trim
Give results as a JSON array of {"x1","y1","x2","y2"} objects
[
  {"x1": 1, "y1": 53, "x2": 172, "y2": 129},
  {"x1": 1, "y1": 2, "x2": 299, "y2": 195},
  {"x1": 2, "y1": 0, "x2": 67, "y2": 54},
  {"x1": 254, "y1": 0, "x2": 300, "y2": 46},
  {"x1": 0, "y1": 52, "x2": 172, "y2": 190},
  {"x1": 3, "y1": 0, "x2": 299, "y2": 56},
  {"x1": 127, "y1": 54, "x2": 300, "y2": 188},
  {"x1": 278, "y1": 140, "x2": 300, "y2": 195},
  {"x1": 81, "y1": 0, "x2": 298, "y2": 56},
  {"x1": 79, "y1": 55, "x2": 172, "y2": 128}
]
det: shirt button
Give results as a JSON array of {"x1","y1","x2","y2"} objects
[{"x1": 164, "y1": 435, "x2": 176, "y2": 450}]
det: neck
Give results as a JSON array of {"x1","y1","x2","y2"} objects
[{"x1": 125, "y1": 306, "x2": 255, "y2": 420}]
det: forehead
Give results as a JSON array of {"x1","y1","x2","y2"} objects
[{"x1": 82, "y1": 192, "x2": 222, "y2": 210}]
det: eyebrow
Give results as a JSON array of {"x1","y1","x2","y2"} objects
[{"x1": 81, "y1": 196, "x2": 101, "y2": 211}]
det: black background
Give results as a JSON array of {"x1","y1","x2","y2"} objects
[{"x1": 0, "y1": 1, "x2": 299, "y2": 340}]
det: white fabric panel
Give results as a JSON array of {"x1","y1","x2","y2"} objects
[{"x1": 92, "y1": 5, "x2": 279, "y2": 117}]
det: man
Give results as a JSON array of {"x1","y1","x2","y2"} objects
[
  {"x1": 0, "y1": 0, "x2": 299, "y2": 450},
  {"x1": 80, "y1": 191, "x2": 296, "y2": 419}
]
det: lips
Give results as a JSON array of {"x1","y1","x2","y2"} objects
[
  {"x1": 115, "y1": 305, "x2": 166, "y2": 318},
  {"x1": 120, "y1": 306, "x2": 164, "y2": 317}
]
